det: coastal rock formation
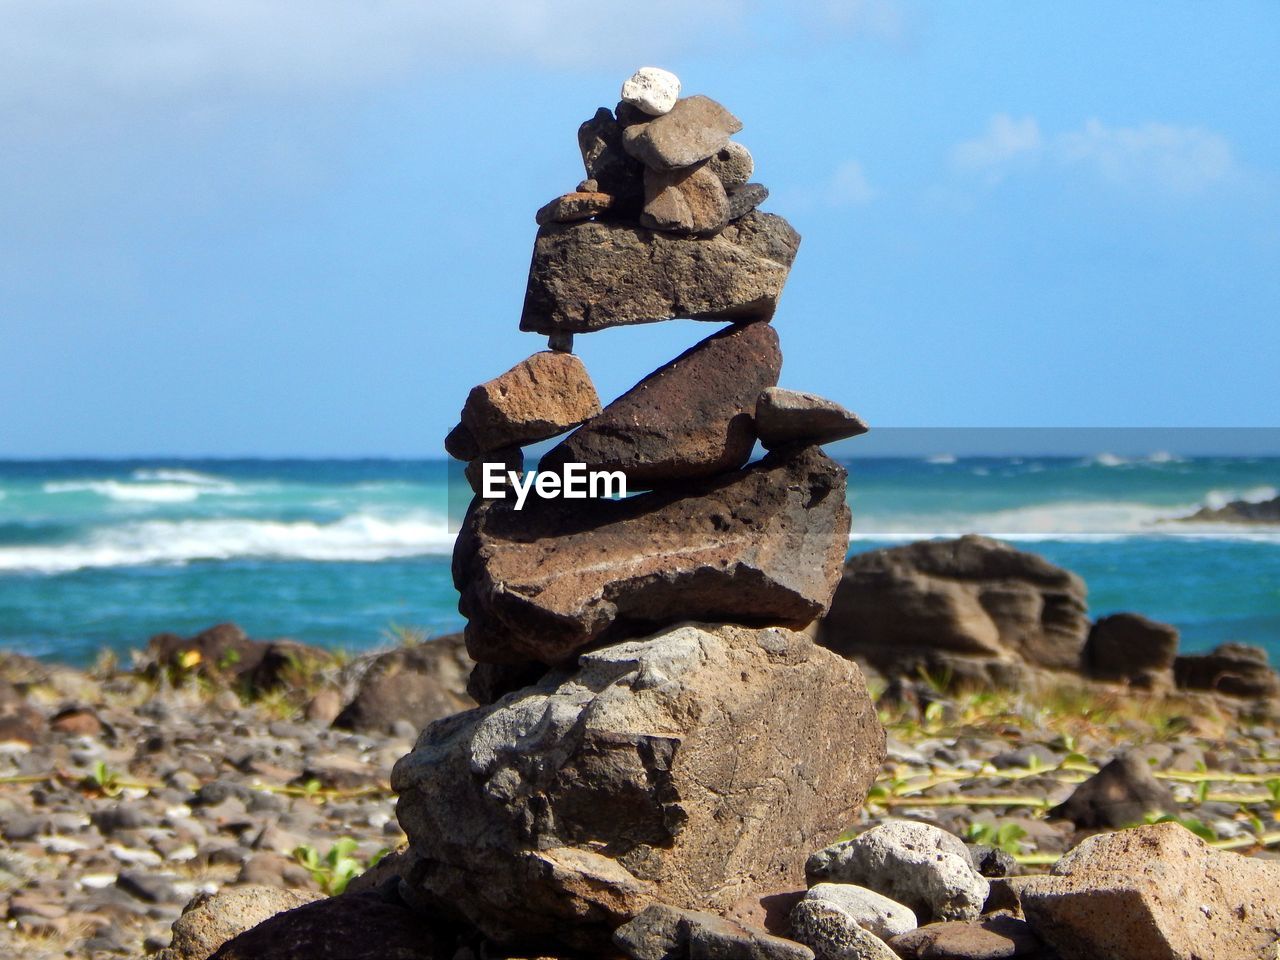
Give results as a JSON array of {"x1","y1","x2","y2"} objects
[
  {"x1": 817, "y1": 535, "x2": 1090, "y2": 685},
  {"x1": 538, "y1": 321, "x2": 781, "y2": 487},
  {"x1": 1019, "y1": 821, "x2": 1280, "y2": 960},
  {"x1": 519, "y1": 211, "x2": 800, "y2": 334},
  {"x1": 391, "y1": 623, "x2": 884, "y2": 950},
  {"x1": 1174, "y1": 641, "x2": 1280, "y2": 698},
  {"x1": 144, "y1": 623, "x2": 331, "y2": 695},
  {"x1": 1179, "y1": 493, "x2": 1280, "y2": 524},
  {"x1": 1084, "y1": 612, "x2": 1179, "y2": 688},
  {"x1": 454, "y1": 447, "x2": 851, "y2": 665}
]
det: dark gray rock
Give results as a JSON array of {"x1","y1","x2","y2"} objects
[
  {"x1": 578, "y1": 106, "x2": 644, "y2": 211},
  {"x1": 728, "y1": 183, "x2": 769, "y2": 221},
  {"x1": 333, "y1": 634, "x2": 474, "y2": 735},
  {"x1": 1085, "y1": 613, "x2": 1179, "y2": 688},
  {"x1": 622, "y1": 95, "x2": 744, "y2": 171},
  {"x1": 1047, "y1": 753, "x2": 1176, "y2": 829},
  {"x1": 539, "y1": 322, "x2": 780, "y2": 488},
  {"x1": 519, "y1": 211, "x2": 800, "y2": 335},
  {"x1": 755, "y1": 387, "x2": 868, "y2": 450},
  {"x1": 1174, "y1": 642, "x2": 1280, "y2": 698}
]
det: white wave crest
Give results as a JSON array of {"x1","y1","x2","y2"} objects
[
  {"x1": 130, "y1": 468, "x2": 228, "y2": 486},
  {"x1": 925, "y1": 454, "x2": 956, "y2": 464},
  {"x1": 42, "y1": 479, "x2": 240, "y2": 503},
  {"x1": 1203, "y1": 485, "x2": 1278, "y2": 510},
  {"x1": 0, "y1": 512, "x2": 455, "y2": 574}
]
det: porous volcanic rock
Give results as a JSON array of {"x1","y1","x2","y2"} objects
[
  {"x1": 641, "y1": 162, "x2": 731, "y2": 235},
  {"x1": 622, "y1": 95, "x2": 743, "y2": 170},
  {"x1": 534, "y1": 190, "x2": 615, "y2": 225},
  {"x1": 455, "y1": 351, "x2": 601, "y2": 455},
  {"x1": 707, "y1": 141, "x2": 754, "y2": 188},
  {"x1": 519, "y1": 210, "x2": 800, "y2": 334},
  {"x1": 817, "y1": 536, "x2": 1090, "y2": 685},
  {"x1": 1173, "y1": 641, "x2": 1280, "y2": 698},
  {"x1": 1019, "y1": 821, "x2": 1280, "y2": 960},
  {"x1": 1084, "y1": 613, "x2": 1179, "y2": 688},
  {"x1": 157, "y1": 886, "x2": 322, "y2": 960},
  {"x1": 615, "y1": 903, "x2": 814, "y2": 960},
  {"x1": 391, "y1": 622, "x2": 885, "y2": 951},
  {"x1": 1046, "y1": 753, "x2": 1176, "y2": 830},
  {"x1": 454, "y1": 446, "x2": 851, "y2": 665},
  {"x1": 333, "y1": 634, "x2": 474, "y2": 735},
  {"x1": 538, "y1": 321, "x2": 781, "y2": 488},
  {"x1": 755, "y1": 387, "x2": 869, "y2": 450},
  {"x1": 728, "y1": 183, "x2": 769, "y2": 220},
  {"x1": 578, "y1": 107, "x2": 645, "y2": 210}
]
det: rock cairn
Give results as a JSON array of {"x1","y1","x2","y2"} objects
[{"x1": 392, "y1": 69, "x2": 885, "y2": 954}]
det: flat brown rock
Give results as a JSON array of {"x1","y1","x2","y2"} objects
[
  {"x1": 755, "y1": 387, "x2": 869, "y2": 450},
  {"x1": 640, "y1": 162, "x2": 730, "y2": 235},
  {"x1": 890, "y1": 915, "x2": 1041, "y2": 959},
  {"x1": 455, "y1": 351, "x2": 601, "y2": 455},
  {"x1": 538, "y1": 322, "x2": 780, "y2": 488},
  {"x1": 391, "y1": 622, "x2": 884, "y2": 952},
  {"x1": 454, "y1": 446, "x2": 851, "y2": 665},
  {"x1": 519, "y1": 211, "x2": 800, "y2": 335},
  {"x1": 621, "y1": 95, "x2": 743, "y2": 171},
  {"x1": 534, "y1": 191, "x2": 615, "y2": 225},
  {"x1": 1019, "y1": 822, "x2": 1280, "y2": 960}
]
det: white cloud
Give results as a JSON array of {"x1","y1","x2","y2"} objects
[
  {"x1": 829, "y1": 160, "x2": 876, "y2": 206},
  {"x1": 952, "y1": 114, "x2": 1237, "y2": 195}
]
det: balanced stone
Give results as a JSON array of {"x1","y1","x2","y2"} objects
[
  {"x1": 534, "y1": 191, "x2": 615, "y2": 225},
  {"x1": 578, "y1": 107, "x2": 644, "y2": 209},
  {"x1": 519, "y1": 210, "x2": 800, "y2": 334},
  {"x1": 620, "y1": 66, "x2": 681, "y2": 116},
  {"x1": 728, "y1": 182, "x2": 770, "y2": 220},
  {"x1": 391, "y1": 622, "x2": 885, "y2": 951},
  {"x1": 641, "y1": 162, "x2": 730, "y2": 235},
  {"x1": 622, "y1": 95, "x2": 743, "y2": 171},
  {"x1": 454, "y1": 445, "x2": 851, "y2": 664},
  {"x1": 453, "y1": 351, "x2": 600, "y2": 456},
  {"x1": 707, "y1": 141, "x2": 754, "y2": 187},
  {"x1": 755, "y1": 387, "x2": 869, "y2": 450},
  {"x1": 539, "y1": 322, "x2": 780, "y2": 488},
  {"x1": 463, "y1": 446, "x2": 523, "y2": 495}
]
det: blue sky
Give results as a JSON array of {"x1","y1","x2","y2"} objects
[{"x1": 2, "y1": 1, "x2": 1277, "y2": 456}]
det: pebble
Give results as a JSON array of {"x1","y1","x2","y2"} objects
[
  {"x1": 620, "y1": 66, "x2": 681, "y2": 116},
  {"x1": 803, "y1": 883, "x2": 917, "y2": 940}
]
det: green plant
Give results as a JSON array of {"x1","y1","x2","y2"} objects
[
  {"x1": 1143, "y1": 813, "x2": 1218, "y2": 842},
  {"x1": 962, "y1": 821, "x2": 1028, "y2": 855},
  {"x1": 293, "y1": 838, "x2": 389, "y2": 895},
  {"x1": 84, "y1": 761, "x2": 123, "y2": 798}
]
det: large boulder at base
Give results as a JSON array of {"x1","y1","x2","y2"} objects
[
  {"x1": 452, "y1": 351, "x2": 601, "y2": 456},
  {"x1": 1046, "y1": 753, "x2": 1176, "y2": 830},
  {"x1": 454, "y1": 446, "x2": 851, "y2": 665},
  {"x1": 208, "y1": 891, "x2": 441, "y2": 960},
  {"x1": 817, "y1": 536, "x2": 1089, "y2": 685},
  {"x1": 539, "y1": 321, "x2": 781, "y2": 488},
  {"x1": 157, "y1": 886, "x2": 321, "y2": 960},
  {"x1": 391, "y1": 622, "x2": 886, "y2": 952},
  {"x1": 1018, "y1": 821, "x2": 1280, "y2": 960},
  {"x1": 519, "y1": 211, "x2": 800, "y2": 335},
  {"x1": 1173, "y1": 642, "x2": 1280, "y2": 698},
  {"x1": 333, "y1": 633, "x2": 475, "y2": 735},
  {"x1": 1084, "y1": 612, "x2": 1179, "y2": 689}
]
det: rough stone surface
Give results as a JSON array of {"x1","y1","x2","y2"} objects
[
  {"x1": 641, "y1": 162, "x2": 731, "y2": 235},
  {"x1": 333, "y1": 634, "x2": 474, "y2": 735},
  {"x1": 807, "y1": 821, "x2": 990, "y2": 923},
  {"x1": 708, "y1": 141, "x2": 754, "y2": 187},
  {"x1": 729, "y1": 183, "x2": 770, "y2": 220},
  {"x1": 616, "y1": 903, "x2": 816, "y2": 960},
  {"x1": 464, "y1": 445, "x2": 524, "y2": 495},
  {"x1": 520, "y1": 210, "x2": 800, "y2": 334},
  {"x1": 391, "y1": 622, "x2": 885, "y2": 951},
  {"x1": 756, "y1": 388, "x2": 869, "y2": 450},
  {"x1": 802, "y1": 883, "x2": 916, "y2": 940},
  {"x1": 534, "y1": 191, "x2": 615, "y2": 225},
  {"x1": 889, "y1": 915, "x2": 1041, "y2": 959},
  {"x1": 207, "y1": 891, "x2": 440, "y2": 960},
  {"x1": 1047, "y1": 753, "x2": 1176, "y2": 829},
  {"x1": 156, "y1": 885, "x2": 321, "y2": 960},
  {"x1": 454, "y1": 446, "x2": 851, "y2": 664},
  {"x1": 1174, "y1": 641, "x2": 1280, "y2": 698},
  {"x1": 1019, "y1": 822, "x2": 1280, "y2": 960},
  {"x1": 539, "y1": 322, "x2": 780, "y2": 488},
  {"x1": 817, "y1": 536, "x2": 1090, "y2": 685},
  {"x1": 455, "y1": 351, "x2": 601, "y2": 455},
  {"x1": 789, "y1": 899, "x2": 901, "y2": 960},
  {"x1": 620, "y1": 67, "x2": 681, "y2": 116},
  {"x1": 444, "y1": 422, "x2": 479, "y2": 461},
  {"x1": 1084, "y1": 613, "x2": 1179, "y2": 688},
  {"x1": 622, "y1": 95, "x2": 743, "y2": 170},
  {"x1": 578, "y1": 107, "x2": 644, "y2": 209}
]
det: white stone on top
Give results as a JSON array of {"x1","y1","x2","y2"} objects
[{"x1": 620, "y1": 67, "x2": 681, "y2": 116}]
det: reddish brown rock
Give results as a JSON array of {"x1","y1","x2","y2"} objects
[
  {"x1": 534, "y1": 191, "x2": 615, "y2": 225},
  {"x1": 1019, "y1": 822, "x2": 1280, "y2": 960},
  {"x1": 621, "y1": 95, "x2": 743, "y2": 171},
  {"x1": 454, "y1": 446, "x2": 851, "y2": 665},
  {"x1": 539, "y1": 322, "x2": 780, "y2": 488},
  {"x1": 454, "y1": 351, "x2": 601, "y2": 456},
  {"x1": 755, "y1": 387, "x2": 869, "y2": 450},
  {"x1": 519, "y1": 211, "x2": 800, "y2": 335},
  {"x1": 640, "y1": 162, "x2": 730, "y2": 235},
  {"x1": 391, "y1": 622, "x2": 885, "y2": 952},
  {"x1": 49, "y1": 706, "x2": 103, "y2": 737},
  {"x1": 817, "y1": 536, "x2": 1090, "y2": 686},
  {"x1": 1084, "y1": 612, "x2": 1179, "y2": 688},
  {"x1": 889, "y1": 914, "x2": 1041, "y2": 959}
]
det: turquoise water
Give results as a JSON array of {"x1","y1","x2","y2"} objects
[{"x1": 0, "y1": 456, "x2": 1277, "y2": 664}]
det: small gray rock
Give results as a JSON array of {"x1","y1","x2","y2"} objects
[
  {"x1": 728, "y1": 182, "x2": 770, "y2": 220},
  {"x1": 790, "y1": 899, "x2": 901, "y2": 960},
  {"x1": 804, "y1": 883, "x2": 916, "y2": 940},
  {"x1": 708, "y1": 141, "x2": 754, "y2": 187}
]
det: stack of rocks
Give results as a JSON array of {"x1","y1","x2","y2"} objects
[{"x1": 392, "y1": 69, "x2": 886, "y2": 955}]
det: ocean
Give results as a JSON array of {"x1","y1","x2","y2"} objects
[{"x1": 1, "y1": 455, "x2": 1277, "y2": 664}]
